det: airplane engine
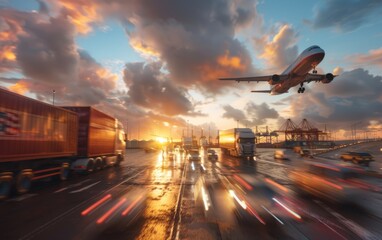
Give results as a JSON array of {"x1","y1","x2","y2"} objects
[
  {"x1": 269, "y1": 74, "x2": 280, "y2": 85},
  {"x1": 322, "y1": 73, "x2": 334, "y2": 84}
]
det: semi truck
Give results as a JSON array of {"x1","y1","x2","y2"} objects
[
  {"x1": 219, "y1": 128, "x2": 256, "y2": 159},
  {"x1": 0, "y1": 88, "x2": 126, "y2": 199}
]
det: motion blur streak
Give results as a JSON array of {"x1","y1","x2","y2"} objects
[
  {"x1": 229, "y1": 190, "x2": 246, "y2": 209},
  {"x1": 246, "y1": 203, "x2": 266, "y2": 225},
  {"x1": 191, "y1": 162, "x2": 195, "y2": 171},
  {"x1": 201, "y1": 164, "x2": 206, "y2": 171},
  {"x1": 272, "y1": 198, "x2": 301, "y2": 220},
  {"x1": 201, "y1": 186, "x2": 210, "y2": 211},
  {"x1": 81, "y1": 194, "x2": 112, "y2": 216},
  {"x1": 122, "y1": 195, "x2": 143, "y2": 216},
  {"x1": 262, "y1": 206, "x2": 284, "y2": 225},
  {"x1": 233, "y1": 175, "x2": 253, "y2": 191},
  {"x1": 96, "y1": 198, "x2": 126, "y2": 224},
  {"x1": 264, "y1": 178, "x2": 289, "y2": 192},
  {"x1": 312, "y1": 176, "x2": 343, "y2": 190}
]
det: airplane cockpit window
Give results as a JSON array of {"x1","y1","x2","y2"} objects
[{"x1": 308, "y1": 46, "x2": 319, "y2": 51}]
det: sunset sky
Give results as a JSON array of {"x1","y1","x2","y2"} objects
[{"x1": 1, "y1": 0, "x2": 381, "y2": 140}]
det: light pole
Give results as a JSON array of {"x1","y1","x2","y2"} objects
[{"x1": 52, "y1": 89, "x2": 56, "y2": 105}]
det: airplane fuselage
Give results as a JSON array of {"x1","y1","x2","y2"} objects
[{"x1": 271, "y1": 46, "x2": 325, "y2": 95}]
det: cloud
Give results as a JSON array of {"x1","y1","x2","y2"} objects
[
  {"x1": 348, "y1": 48, "x2": 382, "y2": 68},
  {"x1": 287, "y1": 68, "x2": 382, "y2": 131},
  {"x1": 222, "y1": 101, "x2": 279, "y2": 126},
  {"x1": 107, "y1": 0, "x2": 259, "y2": 93},
  {"x1": 123, "y1": 61, "x2": 194, "y2": 116},
  {"x1": 309, "y1": 0, "x2": 382, "y2": 32},
  {"x1": 253, "y1": 24, "x2": 298, "y2": 72},
  {"x1": 0, "y1": 8, "x2": 117, "y2": 105},
  {"x1": 245, "y1": 102, "x2": 279, "y2": 125}
]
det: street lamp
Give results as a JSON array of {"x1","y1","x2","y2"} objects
[{"x1": 52, "y1": 89, "x2": 56, "y2": 105}]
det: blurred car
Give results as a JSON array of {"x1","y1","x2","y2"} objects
[
  {"x1": 274, "y1": 150, "x2": 290, "y2": 160},
  {"x1": 144, "y1": 147, "x2": 157, "y2": 153},
  {"x1": 289, "y1": 161, "x2": 374, "y2": 203},
  {"x1": 228, "y1": 174, "x2": 301, "y2": 226},
  {"x1": 207, "y1": 149, "x2": 218, "y2": 161},
  {"x1": 299, "y1": 149, "x2": 313, "y2": 158},
  {"x1": 340, "y1": 152, "x2": 374, "y2": 165},
  {"x1": 188, "y1": 149, "x2": 201, "y2": 161}
]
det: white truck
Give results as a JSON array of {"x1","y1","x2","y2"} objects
[{"x1": 219, "y1": 128, "x2": 256, "y2": 159}]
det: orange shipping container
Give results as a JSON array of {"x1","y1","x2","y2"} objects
[{"x1": 0, "y1": 88, "x2": 78, "y2": 162}]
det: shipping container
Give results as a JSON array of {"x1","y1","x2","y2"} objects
[
  {"x1": 0, "y1": 89, "x2": 126, "y2": 200},
  {"x1": 0, "y1": 88, "x2": 78, "y2": 163},
  {"x1": 63, "y1": 106, "x2": 116, "y2": 157}
]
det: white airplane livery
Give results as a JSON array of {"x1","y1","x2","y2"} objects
[{"x1": 219, "y1": 45, "x2": 337, "y2": 94}]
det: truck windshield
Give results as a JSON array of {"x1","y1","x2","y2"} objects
[{"x1": 238, "y1": 138, "x2": 254, "y2": 143}]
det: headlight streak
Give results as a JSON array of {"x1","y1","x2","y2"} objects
[
  {"x1": 201, "y1": 186, "x2": 210, "y2": 211},
  {"x1": 265, "y1": 178, "x2": 288, "y2": 193},
  {"x1": 272, "y1": 197, "x2": 301, "y2": 220},
  {"x1": 229, "y1": 190, "x2": 246, "y2": 209},
  {"x1": 201, "y1": 164, "x2": 206, "y2": 171},
  {"x1": 191, "y1": 162, "x2": 195, "y2": 171},
  {"x1": 81, "y1": 194, "x2": 112, "y2": 216},
  {"x1": 262, "y1": 205, "x2": 284, "y2": 225}
]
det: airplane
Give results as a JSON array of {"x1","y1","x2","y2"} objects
[{"x1": 219, "y1": 45, "x2": 337, "y2": 94}]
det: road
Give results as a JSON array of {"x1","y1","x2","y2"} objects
[{"x1": 0, "y1": 142, "x2": 382, "y2": 240}]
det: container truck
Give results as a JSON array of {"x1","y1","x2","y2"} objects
[
  {"x1": 0, "y1": 88, "x2": 126, "y2": 199},
  {"x1": 219, "y1": 128, "x2": 256, "y2": 159}
]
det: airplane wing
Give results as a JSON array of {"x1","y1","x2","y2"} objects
[
  {"x1": 304, "y1": 73, "x2": 337, "y2": 83},
  {"x1": 219, "y1": 75, "x2": 289, "y2": 84},
  {"x1": 251, "y1": 90, "x2": 271, "y2": 93}
]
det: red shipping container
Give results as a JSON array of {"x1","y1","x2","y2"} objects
[
  {"x1": 63, "y1": 107, "x2": 116, "y2": 157},
  {"x1": 0, "y1": 89, "x2": 78, "y2": 162}
]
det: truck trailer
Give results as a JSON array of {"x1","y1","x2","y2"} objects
[
  {"x1": 219, "y1": 128, "x2": 256, "y2": 159},
  {"x1": 0, "y1": 88, "x2": 126, "y2": 199}
]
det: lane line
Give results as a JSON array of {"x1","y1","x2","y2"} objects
[
  {"x1": 69, "y1": 181, "x2": 100, "y2": 193},
  {"x1": 54, "y1": 179, "x2": 92, "y2": 193}
]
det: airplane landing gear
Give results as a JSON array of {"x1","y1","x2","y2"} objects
[
  {"x1": 312, "y1": 65, "x2": 317, "y2": 74},
  {"x1": 298, "y1": 83, "x2": 305, "y2": 93}
]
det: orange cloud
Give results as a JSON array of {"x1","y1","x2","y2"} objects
[
  {"x1": 218, "y1": 51, "x2": 246, "y2": 71},
  {"x1": 56, "y1": 0, "x2": 102, "y2": 34},
  {"x1": 0, "y1": 45, "x2": 16, "y2": 61},
  {"x1": 129, "y1": 37, "x2": 160, "y2": 58},
  {"x1": 9, "y1": 82, "x2": 29, "y2": 95}
]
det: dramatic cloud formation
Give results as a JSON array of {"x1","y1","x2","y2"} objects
[
  {"x1": 253, "y1": 24, "x2": 298, "y2": 72},
  {"x1": 123, "y1": 62, "x2": 194, "y2": 116},
  {"x1": 0, "y1": 8, "x2": 117, "y2": 105},
  {"x1": 287, "y1": 68, "x2": 382, "y2": 131},
  {"x1": 309, "y1": 0, "x2": 382, "y2": 32},
  {"x1": 222, "y1": 101, "x2": 279, "y2": 126},
  {"x1": 118, "y1": 0, "x2": 258, "y2": 93}
]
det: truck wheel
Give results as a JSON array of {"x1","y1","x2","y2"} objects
[
  {"x1": 16, "y1": 170, "x2": 33, "y2": 194},
  {"x1": 59, "y1": 163, "x2": 70, "y2": 181},
  {"x1": 114, "y1": 155, "x2": 123, "y2": 167},
  {"x1": 101, "y1": 159, "x2": 107, "y2": 169},
  {"x1": 0, "y1": 172, "x2": 13, "y2": 200},
  {"x1": 86, "y1": 160, "x2": 95, "y2": 173},
  {"x1": 95, "y1": 158, "x2": 102, "y2": 171}
]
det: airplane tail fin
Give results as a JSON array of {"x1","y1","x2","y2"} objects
[{"x1": 251, "y1": 90, "x2": 271, "y2": 93}]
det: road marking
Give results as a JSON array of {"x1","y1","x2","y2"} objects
[
  {"x1": 315, "y1": 200, "x2": 378, "y2": 240},
  {"x1": 69, "y1": 181, "x2": 101, "y2": 193},
  {"x1": 54, "y1": 179, "x2": 92, "y2": 193},
  {"x1": 7, "y1": 194, "x2": 38, "y2": 202}
]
